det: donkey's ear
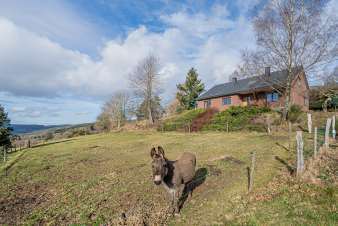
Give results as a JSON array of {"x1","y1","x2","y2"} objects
[
  {"x1": 158, "y1": 146, "x2": 165, "y2": 157},
  {"x1": 150, "y1": 147, "x2": 156, "y2": 158}
]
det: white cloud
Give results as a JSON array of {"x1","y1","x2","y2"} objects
[
  {"x1": 11, "y1": 106, "x2": 26, "y2": 113},
  {"x1": 0, "y1": 0, "x2": 103, "y2": 53},
  {"x1": 0, "y1": 18, "x2": 88, "y2": 97},
  {"x1": 0, "y1": 2, "x2": 256, "y2": 104}
]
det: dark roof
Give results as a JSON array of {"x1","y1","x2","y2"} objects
[{"x1": 197, "y1": 67, "x2": 303, "y2": 101}]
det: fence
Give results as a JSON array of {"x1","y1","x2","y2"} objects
[
  {"x1": 1, "y1": 139, "x2": 39, "y2": 163},
  {"x1": 294, "y1": 113, "x2": 337, "y2": 177}
]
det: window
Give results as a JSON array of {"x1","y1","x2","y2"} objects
[
  {"x1": 204, "y1": 100, "x2": 211, "y2": 108},
  {"x1": 266, "y1": 92, "x2": 279, "y2": 103},
  {"x1": 223, "y1": 97, "x2": 232, "y2": 105},
  {"x1": 245, "y1": 95, "x2": 253, "y2": 103}
]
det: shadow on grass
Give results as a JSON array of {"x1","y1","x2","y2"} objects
[
  {"x1": 275, "y1": 156, "x2": 295, "y2": 175},
  {"x1": 275, "y1": 142, "x2": 290, "y2": 152},
  {"x1": 179, "y1": 167, "x2": 208, "y2": 210},
  {"x1": 31, "y1": 139, "x2": 76, "y2": 149}
]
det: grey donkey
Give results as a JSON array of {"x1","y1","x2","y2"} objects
[{"x1": 150, "y1": 146, "x2": 196, "y2": 215}]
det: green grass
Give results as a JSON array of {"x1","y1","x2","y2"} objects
[
  {"x1": 0, "y1": 131, "x2": 334, "y2": 225},
  {"x1": 229, "y1": 178, "x2": 337, "y2": 226}
]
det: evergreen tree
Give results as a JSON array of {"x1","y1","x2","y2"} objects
[
  {"x1": 176, "y1": 68, "x2": 205, "y2": 110},
  {"x1": 0, "y1": 105, "x2": 13, "y2": 150},
  {"x1": 136, "y1": 96, "x2": 163, "y2": 121}
]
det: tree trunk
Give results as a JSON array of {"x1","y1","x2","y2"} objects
[
  {"x1": 283, "y1": 7, "x2": 294, "y2": 121},
  {"x1": 282, "y1": 61, "x2": 293, "y2": 120},
  {"x1": 148, "y1": 101, "x2": 153, "y2": 125},
  {"x1": 117, "y1": 118, "x2": 121, "y2": 129}
]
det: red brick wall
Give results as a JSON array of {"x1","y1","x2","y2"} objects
[
  {"x1": 197, "y1": 71, "x2": 309, "y2": 111},
  {"x1": 197, "y1": 95, "x2": 242, "y2": 110},
  {"x1": 290, "y1": 72, "x2": 309, "y2": 111}
]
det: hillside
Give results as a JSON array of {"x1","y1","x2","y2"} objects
[
  {"x1": 1, "y1": 131, "x2": 335, "y2": 225},
  {"x1": 11, "y1": 124, "x2": 68, "y2": 134}
]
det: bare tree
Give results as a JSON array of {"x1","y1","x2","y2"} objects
[
  {"x1": 238, "y1": 0, "x2": 337, "y2": 120},
  {"x1": 129, "y1": 54, "x2": 161, "y2": 125},
  {"x1": 107, "y1": 91, "x2": 129, "y2": 129},
  {"x1": 113, "y1": 92, "x2": 129, "y2": 128},
  {"x1": 96, "y1": 91, "x2": 129, "y2": 131}
]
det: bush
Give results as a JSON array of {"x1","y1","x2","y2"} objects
[
  {"x1": 159, "y1": 109, "x2": 205, "y2": 131},
  {"x1": 288, "y1": 105, "x2": 303, "y2": 123},
  {"x1": 203, "y1": 106, "x2": 271, "y2": 132}
]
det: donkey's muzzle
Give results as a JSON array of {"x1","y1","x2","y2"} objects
[{"x1": 154, "y1": 180, "x2": 161, "y2": 185}]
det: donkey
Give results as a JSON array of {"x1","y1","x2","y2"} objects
[{"x1": 150, "y1": 146, "x2": 196, "y2": 215}]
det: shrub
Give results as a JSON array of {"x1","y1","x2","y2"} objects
[
  {"x1": 203, "y1": 106, "x2": 271, "y2": 132},
  {"x1": 288, "y1": 105, "x2": 303, "y2": 123},
  {"x1": 159, "y1": 109, "x2": 205, "y2": 131}
]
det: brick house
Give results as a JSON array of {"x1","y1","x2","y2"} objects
[{"x1": 196, "y1": 67, "x2": 309, "y2": 111}]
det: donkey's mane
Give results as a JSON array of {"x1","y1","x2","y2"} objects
[{"x1": 163, "y1": 158, "x2": 175, "y2": 187}]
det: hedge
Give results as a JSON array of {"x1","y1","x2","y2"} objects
[
  {"x1": 159, "y1": 109, "x2": 205, "y2": 131},
  {"x1": 202, "y1": 106, "x2": 271, "y2": 132}
]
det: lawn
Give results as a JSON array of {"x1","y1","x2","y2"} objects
[{"x1": 0, "y1": 131, "x2": 306, "y2": 225}]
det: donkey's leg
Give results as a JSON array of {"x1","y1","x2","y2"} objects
[
  {"x1": 169, "y1": 189, "x2": 176, "y2": 214},
  {"x1": 173, "y1": 186, "x2": 182, "y2": 215}
]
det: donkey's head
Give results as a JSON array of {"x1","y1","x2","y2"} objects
[{"x1": 150, "y1": 146, "x2": 168, "y2": 185}]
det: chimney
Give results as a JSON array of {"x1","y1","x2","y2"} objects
[
  {"x1": 265, "y1": 67, "x2": 271, "y2": 76},
  {"x1": 232, "y1": 77, "x2": 237, "y2": 83}
]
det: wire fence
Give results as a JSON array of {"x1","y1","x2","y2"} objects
[{"x1": 294, "y1": 113, "x2": 337, "y2": 177}]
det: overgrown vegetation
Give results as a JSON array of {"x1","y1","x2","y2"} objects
[
  {"x1": 288, "y1": 104, "x2": 304, "y2": 123},
  {"x1": 310, "y1": 80, "x2": 338, "y2": 111},
  {"x1": 158, "y1": 109, "x2": 205, "y2": 131},
  {"x1": 203, "y1": 106, "x2": 271, "y2": 132},
  {"x1": 229, "y1": 149, "x2": 338, "y2": 226}
]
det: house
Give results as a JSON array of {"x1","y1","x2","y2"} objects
[{"x1": 196, "y1": 67, "x2": 309, "y2": 111}]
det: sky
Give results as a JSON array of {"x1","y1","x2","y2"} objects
[{"x1": 0, "y1": 0, "x2": 337, "y2": 125}]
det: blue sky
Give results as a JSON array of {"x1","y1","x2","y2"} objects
[{"x1": 0, "y1": 0, "x2": 336, "y2": 125}]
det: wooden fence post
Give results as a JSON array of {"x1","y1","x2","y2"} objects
[
  {"x1": 226, "y1": 121, "x2": 229, "y2": 133},
  {"x1": 314, "y1": 127, "x2": 318, "y2": 159},
  {"x1": 325, "y1": 118, "x2": 332, "y2": 149},
  {"x1": 307, "y1": 113, "x2": 312, "y2": 134},
  {"x1": 248, "y1": 151, "x2": 256, "y2": 192},
  {"x1": 3, "y1": 146, "x2": 6, "y2": 162},
  {"x1": 267, "y1": 121, "x2": 271, "y2": 135},
  {"x1": 332, "y1": 115, "x2": 336, "y2": 140},
  {"x1": 296, "y1": 131, "x2": 304, "y2": 177}
]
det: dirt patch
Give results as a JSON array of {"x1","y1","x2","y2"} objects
[
  {"x1": 111, "y1": 200, "x2": 171, "y2": 226},
  {"x1": 205, "y1": 164, "x2": 222, "y2": 176},
  {"x1": 209, "y1": 155, "x2": 245, "y2": 165},
  {"x1": 0, "y1": 183, "x2": 49, "y2": 225}
]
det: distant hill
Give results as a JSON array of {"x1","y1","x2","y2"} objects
[{"x1": 11, "y1": 124, "x2": 69, "y2": 134}]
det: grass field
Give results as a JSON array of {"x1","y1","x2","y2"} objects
[{"x1": 0, "y1": 131, "x2": 335, "y2": 225}]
